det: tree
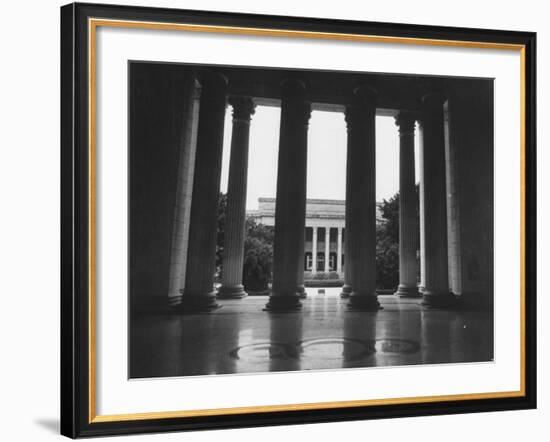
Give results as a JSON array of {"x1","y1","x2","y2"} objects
[
  {"x1": 215, "y1": 194, "x2": 274, "y2": 291},
  {"x1": 376, "y1": 193, "x2": 400, "y2": 289},
  {"x1": 378, "y1": 193, "x2": 399, "y2": 242},
  {"x1": 375, "y1": 186, "x2": 420, "y2": 290},
  {"x1": 242, "y1": 217, "x2": 274, "y2": 292},
  {"x1": 215, "y1": 192, "x2": 228, "y2": 279}
]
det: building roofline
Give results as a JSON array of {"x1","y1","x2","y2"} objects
[
  {"x1": 257, "y1": 197, "x2": 384, "y2": 207},
  {"x1": 248, "y1": 211, "x2": 347, "y2": 220},
  {"x1": 258, "y1": 197, "x2": 346, "y2": 205}
]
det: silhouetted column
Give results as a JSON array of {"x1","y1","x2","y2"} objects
[
  {"x1": 218, "y1": 97, "x2": 256, "y2": 299},
  {"x1": 324, "y1": 228, "x2": 331, "y2": 272},
  {"x1": 345, "y1": 85, "x2": 380, "y2": 310},
  {"x1": 312, "y1": 226, "x2": 318, "y2": 274},
  {"x1": 297, "y1": 226, "x2": 307, "y2": 298},
  {"x1": 337, "y1": 227, "x2": 343, "y2": 274},
  {"x1": 266, "y1": 79, "x2": 311, "y2": 311},
  {"x1": 340, "y1": 227, "x2": 352, "y2": 298},
  {"x1": 395, "y1": 112, "x2": 421, "y2": 298},
  {"x1": 167, "y1": 75, "x2": 200, "y2": 303},
  {"x1": 418, "y1": 125, "x2": 426, "y2": 294},
  {"x1": 419, "y1": 93, "x2": 454, "y2": 307},
  {"x1": 180, "y1": 70, "x2": 228, "y2": 312}
]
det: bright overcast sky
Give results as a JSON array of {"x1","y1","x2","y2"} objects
[{"x1": 220, "y1": 106, "x2": 420, "y2": 211}]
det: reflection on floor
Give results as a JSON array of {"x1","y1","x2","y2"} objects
[{"x1": 129, "y1": 288, "x2": 494, "y2": 379}]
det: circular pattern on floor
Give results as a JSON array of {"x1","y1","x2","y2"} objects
[
  {"x1": 298, "y1": 338, "x2": 374, "y2": 361},
  {"x1": 374, "y1": 338, "x2": 420, "y2": 354},
  {"x1": 229, "y1": 342, "x2": 292, "y2": 360},
  {"x1": 230, "y1": 338, "x2": 420, "y2": 361}
]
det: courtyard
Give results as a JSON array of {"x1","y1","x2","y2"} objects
[{"x1": 130, "y1": 290, "x2": 493, "y2": 378}]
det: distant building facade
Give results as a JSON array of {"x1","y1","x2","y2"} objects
[{"x1": 249, "y1": 198, "x2": 354, "y2": 276}]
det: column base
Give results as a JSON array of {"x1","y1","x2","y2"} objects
[
  {"x1": 394, "y1": 285, "x2": 421, "y2": 298},
  {"x1": 347, "y1": 292, "x2": 381, "y2": 311},
  {"x1": 296, "y1": 285, "x2": 307, "y2": 299},
  {"x1": 178, "y1": 291, "x2": 220, "y2": 313},
  {"x1": 340, "y1": 284, "x2": 352, "y2": 298},
  {"x1": 217, "y1": 285, "x2": 247, "y2": 299},
  {"x1": 264, "y1": 294, "x2": 302, "y2": 312},
  {"x1": 421, "y1": 292, "x2": 457, "y2": 309}
]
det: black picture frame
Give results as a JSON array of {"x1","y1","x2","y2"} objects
[{"x1": 60, "y1": 2, "x2": 536, "y2": 438}]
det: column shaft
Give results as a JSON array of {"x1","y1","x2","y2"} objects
[
  {"x1": 340, "y1": 226, "x2": 351, "y2": 297},
  {"x1": 266, "y1": 79, "x2": 311, "y2": 311},
  {"x1": 418, "y1": 125, "x2": 426, "y2": 293},
  {"x1": 324, "y1": 228, "x2": 331, "y2": 272},
  {"x1": 167, "y1": 75, "x2": 199, "y2": 302},
  {"x1": 312, "y1": 227, "x2": 318, "y2": 273},
  {"x1": 297, "y1": 226, "x2": 307, "y2": 298},
  {"x1": 395, "y1": 113, "x2": 421, "y2": 298},
  {"x1": 345, "y1": 85, "x2": 380, "y2": 310},
  {"x1": 337, "y1": 227, "x2": 343, "y2": 274},
  {"x1": 218, "y1": 97, "x2": 256, "y2": 299},
  {"x1": 180, "y1": 70, "x2": 228, "y2": 312},
  {"x1": 420, "y1": 93, "x2": 454, "y2": 307}
]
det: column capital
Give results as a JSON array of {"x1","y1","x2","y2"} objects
[
  {"x1": 345, "y1": 84, "x2": 378, "y2": 130},
  {"x1": 280, "y1": 78, "x2": 311, "y2": 126},
  {"x1": 229, "y1": 96, "x2": 256, "y2": 123},
  {"x1": 352, "y1": 84, "x2": 378, "y2": 103},
  {"x1": 280, "y1": 78, "x2": 307, "y2": 98},
  {"x1": 197, "y1": 69, "x2": 228, "y2": 121},
  {"x1": 422, "y1": 91, "x2": 447, "y2": 111},
  {"x1": 198, "y1": 69, "x2": 228, "y2": 91},
  {"x1": 395, "y1": 112, "x2": 416, "y2": 136}
]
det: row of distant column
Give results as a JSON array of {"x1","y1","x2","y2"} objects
[
  {"x1": 179, "y1": 69, "x2": 454, "y2": 313},
  {"x1": 310, "y1": 227, "x2": 344, "y2": 274}
]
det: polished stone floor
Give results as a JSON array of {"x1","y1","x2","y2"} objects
[{"x1": 129, "y1": 289, "x2": 494, "y2": 379}]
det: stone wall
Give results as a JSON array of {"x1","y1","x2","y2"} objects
[
  {"x1": 448, "y1": 79, "x2": 494, "y2": 307},
  {"x1": 129, "y1": 63, "x2": 197, "y2": 312}
]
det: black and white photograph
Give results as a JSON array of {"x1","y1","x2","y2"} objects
[
  {"x1": 0, "y1": 0, "x2": 542, "y2": 439},
  {"x1": 128, "y1": 62, "x2": 494, "y2": 379}
]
